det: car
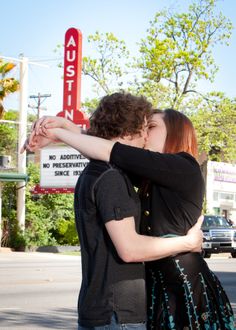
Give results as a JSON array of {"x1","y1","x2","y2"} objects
[{"x1": 201, "y1": 215, "x2": 236, "y2": 258}]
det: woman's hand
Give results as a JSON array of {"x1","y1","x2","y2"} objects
[
  {"x1": 186, "y1": 215, "x2": 204, "y2": 252},
  {"x1": 31, "y1": 116, "x2": 81, "y2": 136}
]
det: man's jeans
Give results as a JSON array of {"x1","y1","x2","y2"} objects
[{"x1": 78, "y1": 313, "x2": 146, "y2": 330}]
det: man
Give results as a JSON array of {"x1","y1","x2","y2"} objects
[{"x1": 24, "y1": 92, "x2": 203, "y2": 330}]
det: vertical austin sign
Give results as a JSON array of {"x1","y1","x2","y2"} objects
[{"x1": 57, "y1": 28, "x2": 89, "y2": 129}]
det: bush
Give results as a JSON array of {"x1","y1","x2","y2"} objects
[
  {"x1": 52, "y1": 218, "x2": 79, "y2": 245},
  {"x1": 2, "y1": 162, "x2": 79, "y2": 248}
]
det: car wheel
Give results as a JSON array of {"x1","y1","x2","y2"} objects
[
  {"x1": 231, "y1": 252, "x2": 236, "y2": 258},
  {"x1": 202, "y1": 251, "x2": 211, "y2": 258}
]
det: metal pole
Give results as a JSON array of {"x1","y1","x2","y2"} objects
[{"x1": 17, "y1": 56, "x2": 28, "y2": 231}]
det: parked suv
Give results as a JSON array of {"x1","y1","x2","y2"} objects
[{"x1": 202, "y1": 215, "x2": 236, "y2": 258}]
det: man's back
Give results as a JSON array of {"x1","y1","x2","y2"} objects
[{"x1": 74, "y1": 160, "x2": 146, "y2": 327}]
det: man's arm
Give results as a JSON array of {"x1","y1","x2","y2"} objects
[{"x1": 105, "y1": 216, "x2": 203, "y2": 262}]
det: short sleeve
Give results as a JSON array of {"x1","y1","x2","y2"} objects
[{"x1": 94, "y1": 169, "x2": 138, "y2": 224}]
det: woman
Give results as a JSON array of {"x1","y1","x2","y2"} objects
[{"x1": 27, "y1": 109, "x2": 235, "y2": 329}]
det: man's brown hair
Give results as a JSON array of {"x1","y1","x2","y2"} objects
[{"x1": 88, "y1": 92, "x2": 152, "y2": 139}]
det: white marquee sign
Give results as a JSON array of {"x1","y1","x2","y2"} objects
[{"x1": 40, "y1": 145, "x2": 89, "y2": 188}]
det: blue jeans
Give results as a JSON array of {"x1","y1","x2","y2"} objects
[{"x1": 78, "y1": 313, "x2": 146, "y2": 330}]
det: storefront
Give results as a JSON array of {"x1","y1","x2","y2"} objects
[{"x1": 205, "y1": 161, "x2": 236, "y2": 224}]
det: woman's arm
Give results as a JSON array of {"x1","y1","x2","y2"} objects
[
  {"x1": 110, "y1": 143, "x2": 201, "y2": 189},
  {"x1": 48, "y1": 129, "x2": 198, "y2": 190},
  {"x1": 43, "y1": 127, "x2": 115, "y2": 161}
]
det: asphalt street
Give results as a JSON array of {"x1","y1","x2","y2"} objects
[{"x1": 0, "y1": 251, "x2": 235, "y2": 330}]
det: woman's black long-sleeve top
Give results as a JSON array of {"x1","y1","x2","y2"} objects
[{"x1": 110, "y1": 142, "x2": 205, "y2": 237}]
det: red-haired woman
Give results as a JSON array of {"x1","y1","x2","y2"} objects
[
  {"x1": 107, "y1": 109, "x2": 234, "y2": 330},
  {"x1": 26, "y1": 108, "x2": 235, "y2": 329}
]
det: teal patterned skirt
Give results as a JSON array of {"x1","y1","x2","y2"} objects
[{"x1": 146, "y1": 252, "x2": 235, "y2": 330}]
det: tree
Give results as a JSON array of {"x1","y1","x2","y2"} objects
[
  {"x1": 0, "y1": 110, "x2": 18, "y2": 167},
  {"x1": 0, "y1": 59, "x2": 20, "y2": 119},
  {"x1": 82, "y1": 31, "x2": 131, "y2": 96},
  {"x1": 136, "y1": 0, "x2": 233, "y2": 109},
  {"x1": 190, "y1": 92, "x2": 236, "y2": 162}
]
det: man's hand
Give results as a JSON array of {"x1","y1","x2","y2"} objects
[{"x1": 186, "y1": 215, "x2": 204, "y2": 252}]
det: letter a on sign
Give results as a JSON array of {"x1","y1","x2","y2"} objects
[{"x1": 66, "y1": 36, "x2": 76, "y2": 48}]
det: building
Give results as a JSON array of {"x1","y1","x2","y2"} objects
[{"x1": 204, "y1": 161, "x2": 236, "y2": 224}]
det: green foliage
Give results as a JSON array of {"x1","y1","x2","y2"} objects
[
  {"x1": 9, "y1": 222, "x2": 26, "y2": 251},
  {"x1": 0, "y1": 110, "x2": 18, "y2": 167},
  {"x1": 24, "y1": 162, "x2": 77, "y2": 247},
  {"x1": 82, "y1": 31, "x2": 131, "y2": 95},
  {"x1": 0, "y1": 110, "x2": 36, "y2": 167},
  {"x1": 1, "y1": 182, "x2": 17, "y2": 247},
  {"x1": 135, "y1": 0, "x2": 233, "y2": 108},
  {"x1": 0, "y1": 59, "x2": 20, "y2": 118},
  {"x1": 82, "y1": 97, "x2": 100, "y2": 115},
  {"x1": 52, "y1": 218, "x2": 78, "y2": 245},
  {"x1": 190, "y1": 92, "x2": 236, "y2": 162},
  {"x1": 1, "y1": 162, "x2": 78, "y2": 248}
]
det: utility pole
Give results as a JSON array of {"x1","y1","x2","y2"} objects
[
  {"x1": 17, "y1": 56, "x2": 28, "y2": 231},
  {"x1": 29, "y1": 93, "x2": 51, "y2": 118}
]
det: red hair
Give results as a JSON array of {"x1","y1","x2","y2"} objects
[{"x1": 153, "y1": 109, "x2": 198, "y2": 159}]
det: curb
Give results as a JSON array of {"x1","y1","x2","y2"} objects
[{"x1": 0, "y1": 247, "x2": 13, "y2": 253}]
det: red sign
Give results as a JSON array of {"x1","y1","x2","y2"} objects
[
  {"x1": 63, "y1": 27, "x2": 82, "y2": 113},
  {"x1": 32, "y1": 185, "x2": 74, "y2": 195},
  {"x1": 57, "y1": 27, "x2": 90, "y2": 129}
]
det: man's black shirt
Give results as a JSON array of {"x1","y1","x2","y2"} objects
[{"x1": 74, "y1": 160, "x2": 146, "y2": 327}]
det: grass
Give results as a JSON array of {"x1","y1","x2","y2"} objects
[{"x1": 59, "y1": 251, "x2": 80, "y2": 256}]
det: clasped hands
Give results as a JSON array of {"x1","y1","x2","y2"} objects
[{"x1": 20, "y1": 116, "x2": 68, "y2": 153}]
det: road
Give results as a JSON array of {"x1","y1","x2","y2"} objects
[
  {"x1": 0, "y1": 252, "x2": 80, "y2": 330},
  {"x1": 0, "y1": 251, "x2": 235, "y2": 330}
]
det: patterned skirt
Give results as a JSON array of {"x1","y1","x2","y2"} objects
[{"x1": 146, "y1": 252, "x2": 235, "y2": 330}]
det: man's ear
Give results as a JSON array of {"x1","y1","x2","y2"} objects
[
  {"x1": 116, "y1": 135, "x2": 132, "y2": 145},
  {"x1": 122, "y1": 135, "x2": 132, "y2": 141}
]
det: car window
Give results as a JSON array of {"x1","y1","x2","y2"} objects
[{"x1": 203, "y1": 216, "x2": 231, "y2": 228}]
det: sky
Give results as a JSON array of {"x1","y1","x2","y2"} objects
[{"x1": 1, "y1": 0, "x2": 236, "y2": 117}]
